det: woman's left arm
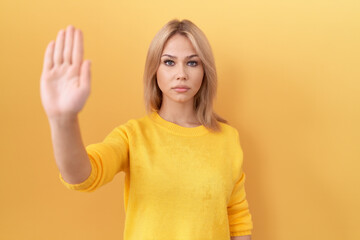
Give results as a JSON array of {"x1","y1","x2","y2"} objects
[{"x1": 231, "y1": 235, "x2": 251, "y2": 240}]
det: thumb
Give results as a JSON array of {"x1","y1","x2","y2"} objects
[{"x1": 79, "y1": 60, "x2": 91, "y2": 90}]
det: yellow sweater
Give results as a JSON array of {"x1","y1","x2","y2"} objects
[{"x1": 60, "y1": 111, "x2": 253, "y2": 239}]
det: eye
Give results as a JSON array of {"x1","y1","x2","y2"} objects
[
  {"x1": 164, "y1": 59, "x2": 175, "y2": 66},
  {"x1": 187, "y1": 61, "x2": 198, "y2": 67}
]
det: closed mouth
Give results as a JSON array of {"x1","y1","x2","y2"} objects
[{"x1": 173, "y1": 85, "x2": 190, "y2": 89}]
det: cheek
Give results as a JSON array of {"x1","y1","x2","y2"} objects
[
  {"x1": 156, "y1": 68, "x2": 166, "y2": 91},
  {"x1": 194, "y1": 69, "x2": 204, "y2": 88},
  {"x1": 156, "y1": 66, "x2": 166, "y2": 81}
]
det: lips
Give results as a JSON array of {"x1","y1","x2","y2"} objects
[
  {"x1": 173, "y1": 85, "x2": 190, "y2": 93},
  {"x1": 173, "y1": 85, "x2": 190, "y2": 89}
]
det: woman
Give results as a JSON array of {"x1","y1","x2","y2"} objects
[{"x1": 40, "y1": 19, "x2": 253, "y2": 240}]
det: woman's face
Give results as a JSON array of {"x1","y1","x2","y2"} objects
[{"x1": 156, "y1": 34, "x2": 204, "y2": 106}]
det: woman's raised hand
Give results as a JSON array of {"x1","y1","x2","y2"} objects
[{"x1": 40, "y1": 25, "x2": 91, "y2": 120}]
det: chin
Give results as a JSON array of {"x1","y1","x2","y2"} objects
[
  {"x1": 174, "y1": 99, "x2": 190, "y2": 104},
  {"x1": 170, "y1": 96, "x2": 193, "y2": 104}
]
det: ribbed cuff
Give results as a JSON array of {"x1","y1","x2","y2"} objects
[
  {"x1": 58, "y1": 158, "x2": 97, "y2": 192},
  {"x1": 230, "y1": 230, "x2": 252, "y2": 237}
]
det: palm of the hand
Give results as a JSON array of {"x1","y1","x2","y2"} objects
[
  {"x1": 41, "y1": 65, "x2": 87, "y2": 117},
  {"x1": 40, "y1": 26, "x2": 91, "y2": 119}
]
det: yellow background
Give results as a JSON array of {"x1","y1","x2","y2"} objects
[{"x1": 0, "y1": 0, "x2": 359, "y2": 239}]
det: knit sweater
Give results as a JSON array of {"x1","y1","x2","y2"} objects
[{"x1": 60, "y1": 111, "x2": 253, "y2": 239}]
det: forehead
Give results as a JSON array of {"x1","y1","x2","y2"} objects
[{"x1": 162, "y1": 33, "x2": 197, "y2": 56}]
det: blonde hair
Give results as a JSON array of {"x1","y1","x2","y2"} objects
[{"x1": 143, "y1": 19, "x2": 227, "y2": 132}]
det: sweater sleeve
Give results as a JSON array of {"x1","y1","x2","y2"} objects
[
  {"x1": 59, "y1": 124, "x2": 130, "y2": 192},
  {"x1": 227, "y1": 130, "x2": 253, "y2": 236}
]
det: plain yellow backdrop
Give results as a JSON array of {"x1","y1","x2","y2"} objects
[{"x1": 0, "y1": 0, "x2": 359, "y2": 239}]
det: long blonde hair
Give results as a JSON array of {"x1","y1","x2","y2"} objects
[{"x1": 143, "y1": 19, "x2": 227, "y2": 132}]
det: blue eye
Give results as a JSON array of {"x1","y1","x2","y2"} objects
[
  {"x1": 164, "y1": 60, "x2": 175, "y2": 66},
  {"x1": 187, "y1": 61, "x2": 198, "y2": 67}
]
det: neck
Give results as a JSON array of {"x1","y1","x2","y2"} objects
[{"x1": 158, "y1": 98, "x2": 201, "y2": 127}]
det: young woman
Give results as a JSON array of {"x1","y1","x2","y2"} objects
[{"x1": 40, "y1": 19, "x2": 253, "y2": 240}]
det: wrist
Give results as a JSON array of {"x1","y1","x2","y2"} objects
[{"x1": 48, "y1": 114, "x2": 79, "y2": 128}]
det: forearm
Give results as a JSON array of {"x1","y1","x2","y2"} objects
[
  {"x1": 231, "y1": 235, "x2": 251, "y2": 240},
  {"x1": 49, "y1": 115, "x2": 91, "y2": 184}
]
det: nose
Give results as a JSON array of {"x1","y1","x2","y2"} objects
[{"x1": 176, "y1": 64, "x2": 188, "y2": 80}]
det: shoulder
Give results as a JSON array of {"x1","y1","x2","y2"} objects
[
  {"x1": 217, "y1": 121, "x2": 240, "y2": 138},
  {"x1": 214, "y1": 121, "x2": 244, "y2": 149},
  {"x1": 111, "y1": 114, "x2": 153, "y2": 135}
]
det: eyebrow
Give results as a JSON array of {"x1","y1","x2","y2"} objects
[{"x1": 161, "y1": 54, "x2": 199, "y2": 59}]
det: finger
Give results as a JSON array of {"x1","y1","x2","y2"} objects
[
  {"x1": 80, "y1": 60, "x2": 91, "y2": 91},
  {"x1": 63, "y1": 25, "x2": 75, "y2": 64},
  {"x1": 72, "y1": 29, "x2": 84, "y2": 68},
  {"x1": 54, "y1": 29, "x2": 65, "y2": 65},
  {"x1": 43, "y1": 40, "x2": 55, "y2": 71}
]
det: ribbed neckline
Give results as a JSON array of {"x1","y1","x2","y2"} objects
[{"x1": 148, "y1": 111, "x2": 209, "y2": 136}]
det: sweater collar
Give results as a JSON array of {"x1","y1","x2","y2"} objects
[{"x1": 148, "y1": 111, "x2": 210, "y2": 136}]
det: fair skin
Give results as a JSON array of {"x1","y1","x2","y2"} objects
[
  {"x1": 40, "y1": 25, "x2": 91, "y2": 184},
  {"x1": 156, "y1": 33, "x2": 203, "y2": 127},
  {"x1": 231, "y1": 236, "x2": 251, "y2": 240},
  {"x1": 40, "y1": 26, "x2": 251, "y2": 240}
]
